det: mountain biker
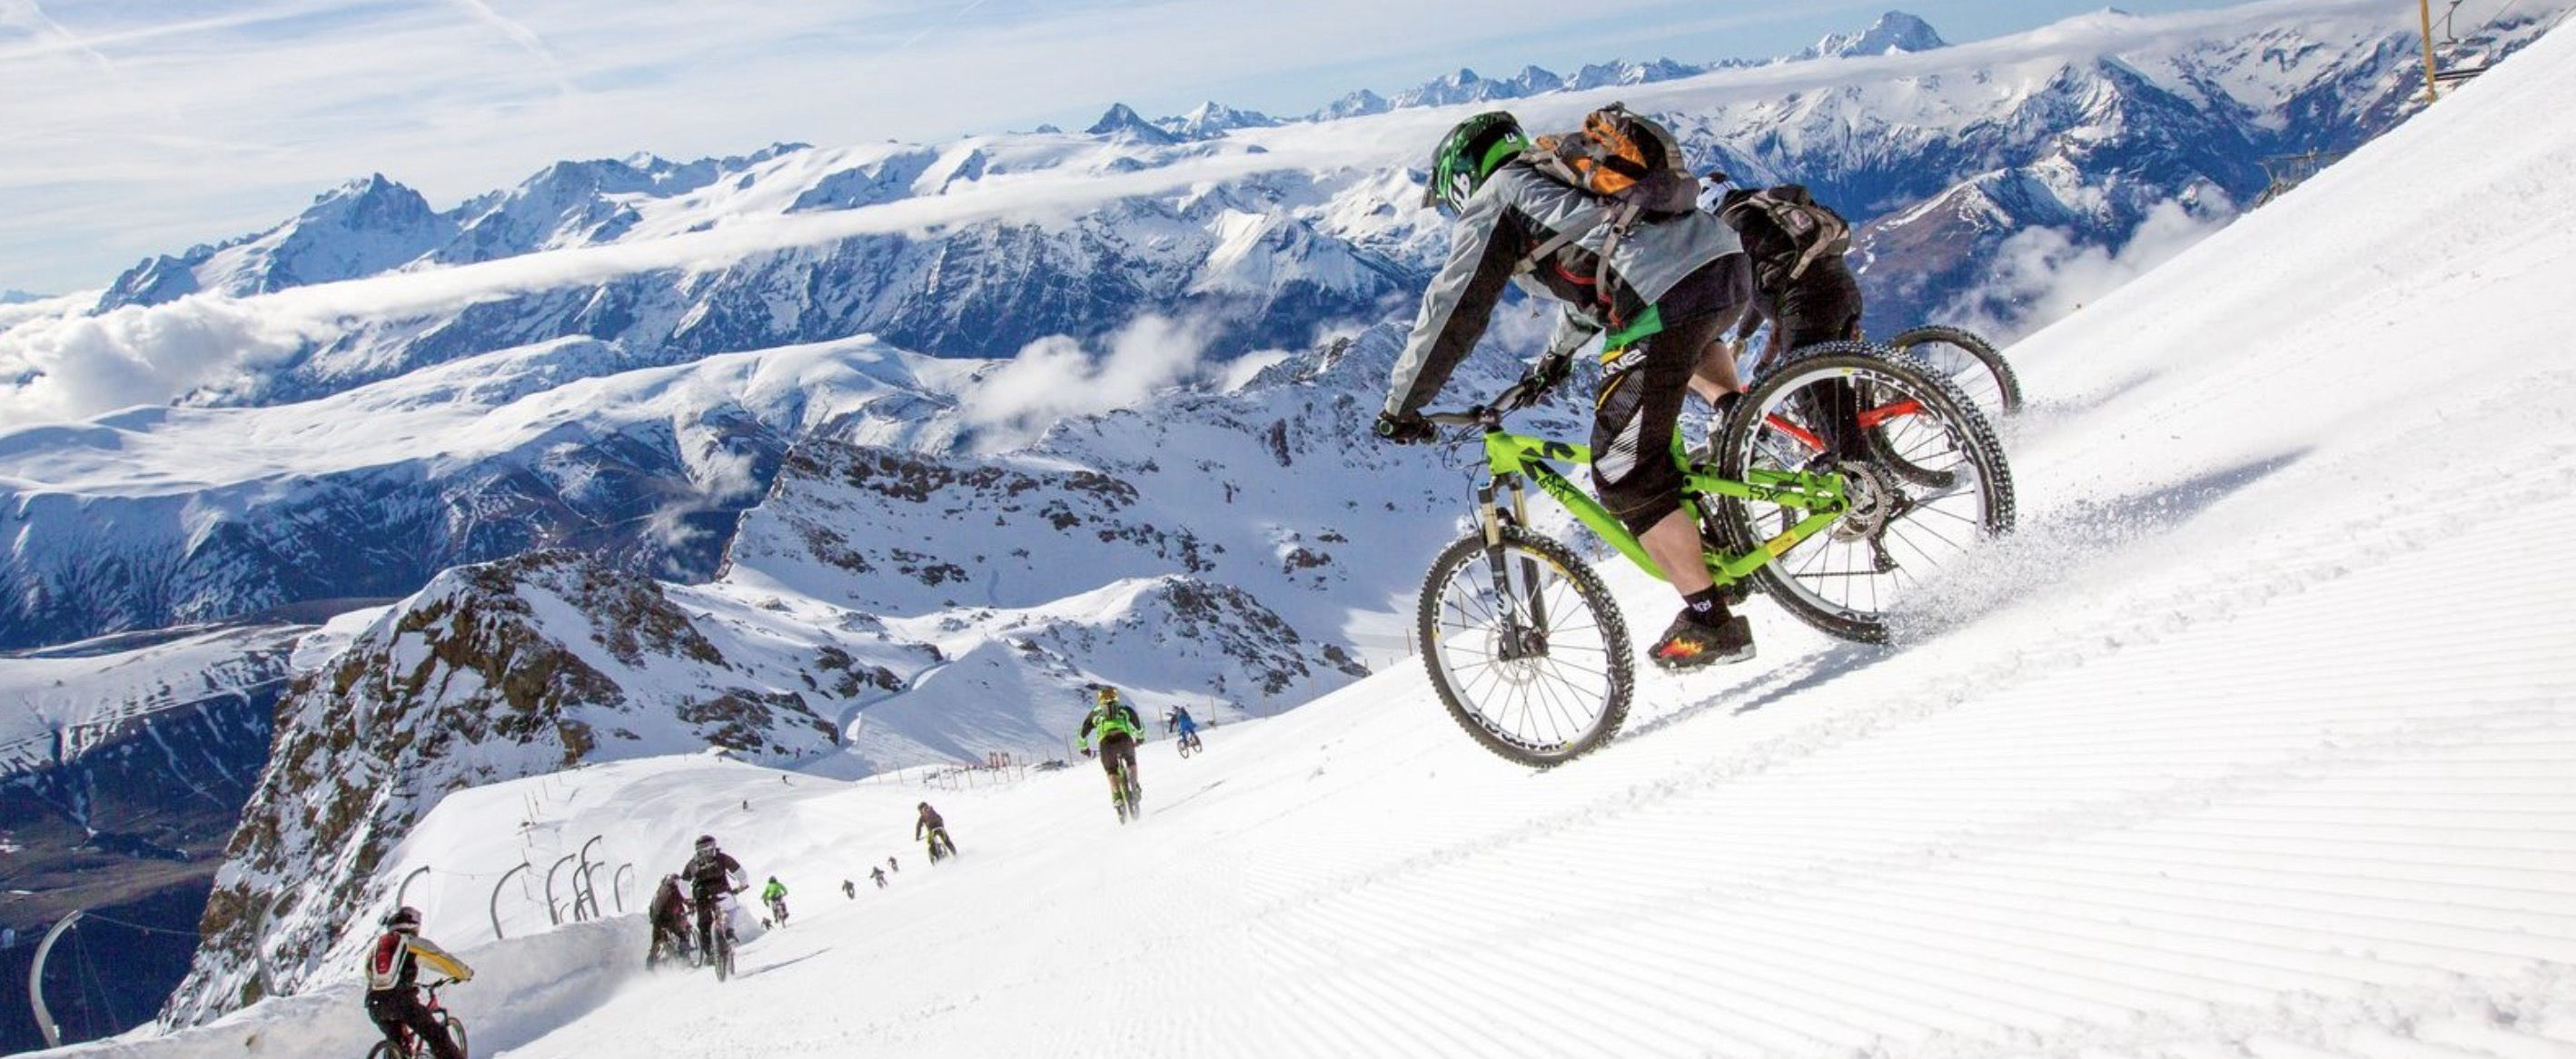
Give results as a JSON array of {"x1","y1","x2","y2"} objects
[
  {"x1": 1075, "y1": 685, "x2": 1145, "y2": 807},
  {"x1": 1376, "y1": 110, "x2": 1759, "y2": 670},
  {"x1": 647, "y1": 873, "x2": 694, "y2": 968},
  {"x1": 842, "y1": 878, "x2": 857, "y2": 899},
  {"x1": 916, "y1": 802, "x2": 955, "y2": 857},
  {"x1": 1173, "y1": 705, "x2": 1201, "y2": 751},
  {"x1": 363, "y1": 906, "x2": 472, "y2": 1059},
  {"x1": 870, "y1": 865, "x2": 889, "y2": 888},
  {"x1": 761, "y1": 876, "x2": 789, "y2": 927},
  {"x1": 682, "y1": 835, "x2": 747, "y2": 959},
  {"x1": 1709, "y1": 180, "x2": 1869, "y2": 460}
]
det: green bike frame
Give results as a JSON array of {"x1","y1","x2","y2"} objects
[{"x1": 1469, "y1": 429, "x2": 1849, "y2": 589}]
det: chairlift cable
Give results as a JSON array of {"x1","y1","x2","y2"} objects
[{"x1": 76, "y1": 911, "x2": 201, "y2": 938}]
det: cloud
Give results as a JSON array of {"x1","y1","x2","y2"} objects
[
  {"x1": 1947, "y1": 196, "x2": 2237, "y2": 341},
  {"x1": 0, "y1": 296, "x2": 322, "y2": 421},
  {"x1": 964, "y1": 314, "x2": 1214, "y2": 450}
]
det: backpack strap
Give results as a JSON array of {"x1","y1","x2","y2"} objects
[{"x1": 1512, "y1": 204, "x2": 1615, "y2": 277}]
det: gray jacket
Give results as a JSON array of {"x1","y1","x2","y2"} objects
[{"x1": 1383, "y1": 163, "x2": 1744, "y2": 418}]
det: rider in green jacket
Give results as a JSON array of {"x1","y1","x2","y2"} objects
[
  {"x1": 759, "y1": 876, "x2": 789, "y2": 927},
  {"x1": 1075, "y1": 686, "x2": 1146, "y2": 811}
]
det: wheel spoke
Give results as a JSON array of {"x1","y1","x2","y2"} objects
[{"x1": 1719, "y1": 350, "x2": 2010, "y2": 640}]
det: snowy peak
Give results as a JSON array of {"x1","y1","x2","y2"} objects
[
  {"x1": 1312, "y1": 87, "x2": 1392, "y2": 120},
  {"x1": 1085, "y1": 103, "x2": 1180, "y2": 144},
  {"x1": 1565, "y1": 57, "x2": 1709, "y2": 90},
  {"x1": 1803, "y1": 10, "x2": 1948, "y2": 59},
  {"x1": 1156, "y1": 101, "x2": 1281, "y2": 140},
  {"x1": 1388, "y1": 65, "x2": 1567, "y2": 108},
  {"x1": 92, "y1": 173, "x2": 454, "y2": 311}
]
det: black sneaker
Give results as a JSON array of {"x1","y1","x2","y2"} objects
[{"x1": 1650, "y1": 611, "x2": 1756, "y2": 671}]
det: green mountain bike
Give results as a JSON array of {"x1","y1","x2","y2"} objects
[{"x1": 1412, "y1": 341, "x2": 2016, "y2": 766}]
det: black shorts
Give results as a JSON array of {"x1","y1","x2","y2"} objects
[
  {"x1": 1097, "y1": 733, "x2": 1137, "y2": 777},
  {"x1": 1592, "y1": 256, "x2": 1750, "y2": 536},
  {"x1": 1773, "y1": 260, "x2": 1863, "y2": 351}
]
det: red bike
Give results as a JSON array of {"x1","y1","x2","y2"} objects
[{"x1": 365, "y1": 978, "x2": 467, "y2": 1059}]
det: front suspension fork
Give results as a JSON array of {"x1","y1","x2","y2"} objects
[{"x1": 1478, "y1": 477, "x2": 1551, "y2": 655}]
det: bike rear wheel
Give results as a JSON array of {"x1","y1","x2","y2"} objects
[
  {"x1": 1417, "y1": 525, "x2": 1634, "y2": 766},
  {"x1": 1887, "y1": 325, "x2": 2020, "y2": 419},
  {"x1": 1711, "y1": 344, "x2": 2015, "y2": 642}
]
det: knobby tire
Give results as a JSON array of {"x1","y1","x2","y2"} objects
[
  {"x1": 1887, "y1": 325, "x2": 2021, "y2": 418},
  {"x1": 1416, "y1": 526, "x2": 1634, "y2": 766}
]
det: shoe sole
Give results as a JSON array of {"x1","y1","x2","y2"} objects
[{"x1": 1650, "y1": 641, "x2": 1757, "y2": 672}]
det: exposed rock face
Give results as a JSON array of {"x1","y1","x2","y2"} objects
[{"x1": 161, "y1": 551, "x2": 843, "y2": 1023}]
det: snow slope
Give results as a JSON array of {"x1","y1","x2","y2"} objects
[{"x1": 55, "y1": 15, "x2": 2576, "y2": 1059}]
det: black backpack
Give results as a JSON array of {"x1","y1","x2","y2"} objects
[{"x1": 1717, "y1": 184, "x2": 1851, "y2": 279}]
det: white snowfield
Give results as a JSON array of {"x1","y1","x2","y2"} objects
[{"x1": 63, "y1": 18, "x2": 2576, "y2": 1059}]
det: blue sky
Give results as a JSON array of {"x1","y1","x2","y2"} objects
[{"x1": 0, "y1": 0, "x2": 2264, "y2": 294}]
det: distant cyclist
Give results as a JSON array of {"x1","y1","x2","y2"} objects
[
  {"x1": 682, "y1": 835, "x2": 747, "y2": 959},
  {"x1": 362, "y1": 906, "x2": 472, "y2": 1059},
  {"x1": 761, "y1": 876, "x2": 790, "y2": 927},
  {"x1": 1173, "y1": 704, "x2": 1202, "y2": 754},
  {"x1": 646, "y1": 874, "x2": 693, "y2": 969},
  {"x1": 870, "y1": 865, "x2": 889, "y2": 888},
  {"x1": 916, "y1": 802, "x2": 956, "y2": 859},
  {"x1": 1075, "y1": 685, "x2": 1145, "y2": 811}
]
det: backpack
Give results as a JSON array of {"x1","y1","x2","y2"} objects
[
  {"x1": 1522, "y1": 103, "x2": 1699, "y2": 216},
  {"x1": 1514, "y1": 103, "x2": 1702, "y2": 284},
  {"x1": 1717, "y1": 184, "x2": 1851, "y2": 280}
]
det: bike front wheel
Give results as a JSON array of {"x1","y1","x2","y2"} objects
[
  {"x1": 1711, "y1": 344, "x2": 2015, "y2": 642},
  {"x1": 1417, "y1": 526, "x2": 1634, "y2": 766},
  {"x1": 366, "y1": 1043, "x2": 394, "y2": 1059},
  {"x1": 1887, "y1": 325, "x2": 2020, "y2": 419},
  {"x1": 442, "y1": 1017, "x2": 468, "y2": 1059}
]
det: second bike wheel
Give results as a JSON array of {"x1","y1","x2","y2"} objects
[
  {"x1": 1713, "y1": 345, "x2": 2015, "y2": 643},
  {"x1": 1887, "y1": 325, "x2": 2021, "y2": 419},
  {"x1": 367, "y1": 1043, "x2": 394, "y2": 1059},
  {"x1": 1417, "y1": 525, "x2": 1634, "y2": 766},
  {"x1": 444, "y1": 1017, "x2": 468, "y2": 1059}
]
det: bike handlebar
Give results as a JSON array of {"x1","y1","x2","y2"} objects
[{"x1": 1420, "y1": 379, "x2": 1546, "y2": 431}]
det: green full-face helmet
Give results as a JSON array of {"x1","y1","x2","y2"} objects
[{"x1": 1424, "y1": 111, "x2": 1529, "y2": 215}]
